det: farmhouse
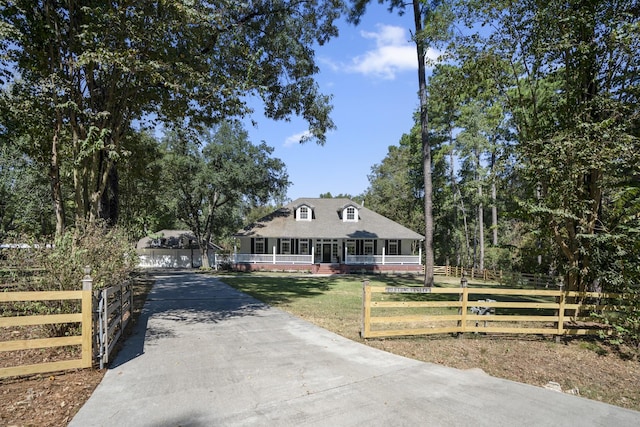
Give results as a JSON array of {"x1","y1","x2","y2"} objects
[{"x1": 233, "y1": 198, "x2": 424, "y2": 274}]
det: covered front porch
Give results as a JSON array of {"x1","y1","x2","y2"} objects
[{"x1": 232, "y1": 238, "x2": 423, "y2": 274}]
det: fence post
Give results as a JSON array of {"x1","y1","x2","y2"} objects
[
  {"x1": 556, "y1": 285, "x2": 566, "y2": 342},
  {"x1": 361, "y1": 280, "x2": 371, "y2": 338},
  {"x1": 457, "y1": 275, "x2": 468, "y2": 336},
  {"x1": 81, "y1": 267, "x2": 93, "y2": 368}
]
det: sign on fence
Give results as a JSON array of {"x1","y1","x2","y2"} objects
[{"x1": 385, "y1": 287, "x2": 432, "y2": 294}]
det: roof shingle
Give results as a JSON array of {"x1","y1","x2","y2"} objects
[{"x1": 234, "y1": 198, "x2": 424, "y2": 240}]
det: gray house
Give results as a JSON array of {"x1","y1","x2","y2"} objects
[{"x1": 233, "y1": 198, "x2": 424, "y2": 274}]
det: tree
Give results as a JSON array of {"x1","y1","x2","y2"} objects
[
  {"x1": 348, "y1": 0, "x2": 452, "y2": 286},
  {"x1": 455, "y1": 0, "x2": 640, "y2": 291},
  {"x1": 162, "y1": 122, "x2": 289, "y2": 269},
  {"x1": 365, "y1": 138, "x2": 423, "y2": 233},
  {"x1": 0, "y1": 1, "x2": 341, "y2": 233}
]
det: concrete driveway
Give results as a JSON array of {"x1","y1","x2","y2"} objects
[{"x1": 70, "y1": 272, "x2": 640, "y2": 426}]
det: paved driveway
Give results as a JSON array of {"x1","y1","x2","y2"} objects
[{"x1": 70, "y1": 272, "x2": 640, "y2": 426}]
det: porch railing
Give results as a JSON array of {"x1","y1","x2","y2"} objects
[
  {"x1": 233, "y1": 253, "x2": 421, "y2": 265},
  {"x1": 233, "y1": 253, "x2": 314, "y2": 264},
  {"x1": 345, "y1": 255, "x2": 421, "y2": 265}
]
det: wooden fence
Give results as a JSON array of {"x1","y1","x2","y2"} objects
[
  {"x1": 361, "y1": 282, "x2": 630, "y2": 339},
  {"x1": 0, "y1": 273, "x2": 135, "y2": 378},
  {"x1": 434, "y1": 265, "x2": 558, "y2": 288},
  {"x1": 0, "y1": 285, "x2": 93, "y2": 378}
]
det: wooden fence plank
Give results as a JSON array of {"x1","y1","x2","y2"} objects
[
  {"x1": 0, "y1": 313, "x2": 82, "y2": 327},
  {"x1": 0, "y1": 359, "x2": 84, "y2": 378},
  {"x1": 0, "y1": 290, "x2": 83, "y2": 302},
  {"x1": 0, "y1": 336, "x2": 83, "y2": 352}
]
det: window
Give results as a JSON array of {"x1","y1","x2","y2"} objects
[
  {"x1": 281, "y1": 238, "x2": 291, "y2": 254},
  {"x1": 255, "y1": 238, "x2": 265, "y2": 254},
  {"x1": 346, "y1": 240, "x2": 356, "y2": 255},
  {"x1": 346, "y1": 206, "x2": 355, "y2": 221},
  {"x1": 297, "y1": 205, "x2": 312, "y2": 221},
  {"x1": 299, "y1": 239, "x2": 309, "y2": 255},
  {"x1": 388, "y1": 240, "x2": 399, "y2": 255},
  {"x1": 364, "y1": 239, "x2": 374, "y2": 255}
]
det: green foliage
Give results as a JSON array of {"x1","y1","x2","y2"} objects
[
  {"x1": 161, "y1": 122, "x2": 289, "y2": 267},
  {"x1": 1, "y1": 220, "x2": 137, "y2": 336},
  {"x1": 1, "y1": 0, "x2": 341, "y2": 229},
  {"x1": 40, "y1": 220, "x2": 138, "y2": 291}
]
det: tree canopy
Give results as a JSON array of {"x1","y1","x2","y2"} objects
[{"x1": 0, "y1": 0, "x2": 341, "y2": 233}]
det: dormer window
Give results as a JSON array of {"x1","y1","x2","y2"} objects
[
  {"x1": 342, "y1": 205, "x2": 359, "y2": 222},
  {"x1": 296, "y1": 204, "x2": 313, "y2": 221}
]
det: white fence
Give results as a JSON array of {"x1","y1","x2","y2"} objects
[{"x1": 137, "y1": 249, "x2": 216, "y2": 268}]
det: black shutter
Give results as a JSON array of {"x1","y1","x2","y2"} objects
[
  {"x1": 264, "y1": 238, "x2": 269, "y2": 254},
  {"x1": 385, "y1": 240, "x2": 389, "y2": 253},
  {"x1": 277, "y1": 238, "x2": 280, "y2": 254},
  {"x1": 374, "y1": 240, "x2": 378, "y2": 254},
  {"x1": 251, "y1": 238, "x2": 255, "y2": 254},
  {"x1": 398, "y1": 240, "x2": 402, "y2": 255}
]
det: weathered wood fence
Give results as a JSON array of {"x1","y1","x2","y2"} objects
[
  {"x1": 0, "y1": 282, "x2": 93, "y2": 378},
  {"x1": 361, "y1": 282, "x2": 630, "y2": 339},
  {"x1": 434, "y1": 265, "x2": 558, "y2": 288}
]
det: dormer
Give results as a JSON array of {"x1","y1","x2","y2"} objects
[
  {"x1": 340, "y1": 203, "x2": 359, "y2": 223},
  {"x1": 294, "y1": 203, "x2": 314, "y2": 221}
]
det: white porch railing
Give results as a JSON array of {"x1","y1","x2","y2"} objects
[
  {"x1": 345, "y1": 254, "x2": 421, "y2": 265},
  {"x1": 234, "y1": 253, "x2": 314, "y2": 264},
  {"x1": 233, "y1": 253, "x2": 421, "y2": 265}
]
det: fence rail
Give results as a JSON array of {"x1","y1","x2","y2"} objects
[
  {"x1": 0, "y1": 288, "x2": 93, "y2": 378},
  {"x1": 361, "y1": 282, "x2": 629, "y2": 339}
]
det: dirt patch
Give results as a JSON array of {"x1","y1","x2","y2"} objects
[{"x1": 0, "y1": 275, "x2": 154, "y2": 427}]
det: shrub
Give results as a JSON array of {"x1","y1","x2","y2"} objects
[{"x1": 2, "y1": 220, "x2": 138, "y2": 336}]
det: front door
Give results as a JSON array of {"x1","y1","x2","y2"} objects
[{"x1": 322, "y1": 244, "x2": 332, "y2": 263}]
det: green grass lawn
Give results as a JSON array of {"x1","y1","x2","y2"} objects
[{"x1": 219, "y1": 274, "x2": 471, "y2": 340}]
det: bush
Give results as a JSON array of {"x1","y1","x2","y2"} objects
[
  {"x1": 39, "y1": 220, "x2": 138, "y2": 291},
  {"x1": 2, "y1": 221, "x2": 138, "y2": 336}
]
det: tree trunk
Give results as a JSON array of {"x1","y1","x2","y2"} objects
[
  {"x1": 478, "y1": 185, "x2": 484, "y2": 271},
  {"x1": 200, "y1": 243, "x2": 211, "y2": 269},
  {"x1": 491, "y1": 151, "x2": 498, "y2": 246},
  {"x1": 50, "y1": 122, "x2": 65, "y2": 237},
  {"x1": 413, "y1": 0, "x2": 434, "y2": 287}
]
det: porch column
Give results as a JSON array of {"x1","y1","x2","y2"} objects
[
  {"x1": 311, "y1": 246, "x2": 315, "y2": 264},
  {"x1": 344, "y1": 246, "x2": 348, "y2": 265},
  {"x1": 419, "y1": 245, "x2": 422, "y2": 265},
  {"x1": 273, "y1": 245, "x2": 276, "y2": 264},
  {"x1": 382, "y1": 246, "x2": 386, "y2": 265}
]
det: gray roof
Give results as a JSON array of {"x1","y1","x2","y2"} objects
[{"x1": 234, "y1": 198, "x2": 424, "y2": 240}]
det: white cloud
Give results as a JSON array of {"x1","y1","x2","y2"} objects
[
  {"x1": 284, "y1": 130, "x2": 312, "y2": 147},
  {"x1": 328, "y1": 24, "x2": 440, "y2": 80}
]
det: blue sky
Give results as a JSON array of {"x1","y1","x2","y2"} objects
[{"x1": 243, "y1": 4, "x2": 439, "y2": 202}]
